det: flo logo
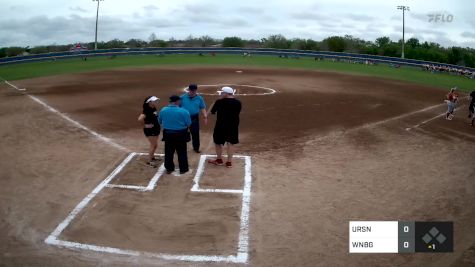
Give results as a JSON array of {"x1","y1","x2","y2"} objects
[{"x1": 428, "y1": 13, "x2": 454, "y2": 23}]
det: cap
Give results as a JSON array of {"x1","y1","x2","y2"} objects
[
  {"x1": 188, "y1": 84, "x2": 198, "y2": 91},
  {"x1": 221, "y1": 86, "x2": 235, "y2": 95},
  {"x1": 146, "y1": 96, "x2": 160, "y2": 103},
  {"x1": 169, "y1": 95, "x2": 181, "y2": 102}
]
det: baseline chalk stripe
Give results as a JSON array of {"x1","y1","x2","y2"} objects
[
  {"x1": 5, "y1": 81, "x2": 26, "y2": 91},
  {"x1": 359, "y1": 101, "x2": 448, "y2": 130},
  {"x1": 405, "y1": 105, "x2": 465, "y2": 131},
  {"x1": 45, "y1": 152, "x2": 253, "y2": 263},
  {"x1": 28, "y1": 95, "x2": 129, "y2": 152},
  {"x1": 2, "y1": 78, "x2": 129, "y2": 152},
  {"x1": 0, "y1": 76, "x2": 26, "y2": 91}
]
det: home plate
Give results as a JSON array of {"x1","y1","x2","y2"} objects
[{"x1": 236, "y1": 70, "x2": 243, "y2": 73}]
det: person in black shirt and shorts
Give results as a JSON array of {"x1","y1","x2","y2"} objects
[
  {"x1": 138, "y1": 96, "x2": 161, "y2": 167},
  {"x1": 208, "y1": 87, "x2": 242, "y2": 168}
]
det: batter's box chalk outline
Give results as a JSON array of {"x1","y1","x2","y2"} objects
[
  {"x1": 105, "y1": 152, "x2": 166, "y2": 192},
  {"x1": 191, "y1": 154, "x2": 251, "y2": 194},
  {"x1": 44, "y1": 152, "x2": 252, "y2": 264}
]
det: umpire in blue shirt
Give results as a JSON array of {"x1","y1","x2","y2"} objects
[
  {"x1": 181, "y1": 84, "x2": 207, "y2": 153},
  {"x1": 159, "y1": 95, "x2": 192, "y2": 174}
]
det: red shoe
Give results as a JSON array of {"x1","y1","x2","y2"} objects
[
  {"x1": 225, "y1": 161, "x2": 232, "y2": 168},
  {"x1": 208, "y1": 159, "x2": 224, "y2": 166}
]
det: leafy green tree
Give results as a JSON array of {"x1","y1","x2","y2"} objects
[
  {"x1": 222, "y1": 37, "x2": 245, "y2": 47},
  {"x1": 125, "y1": 39, "x2": 147, "y2": 48},
  {"x1": 30, "y1": 46, "x2": 49, "y2": 54},
  {"x1": 382, "y1": 42, "x2": 400, "y2": 57},
  {"x1": 447, "y1": 47, "x2": 463, "y2": 65},
  {"x1": 198, "y1": 35, "x2": 215, "y2": 47},
  {"x1": 291, "y1": 39, "x2": 319, "y2": 50},
  {"x1": 6, "y1": 47, "x2": 25, "y2": 57},
  {"x1": 375, "y1": 37, "x2": 391, "y2": 48},
  {"x1": 342, "y1": 35, "x2": 369, "y2": 53},
  {"x1": 263, "y1": 34, "x2": 291, "y2": 49},
  {"x1": 406, "y1": 38, "x2": 420, "y2": 49},
  {"x1": 149, "y1": 39, "x2": 167, "y2": 47},
  {"x1": 101, "y1": 39, "x2": 126, "y2": 49},
  {"x1": 322, "y1": 36, "x2": 346, "y2": 52}
]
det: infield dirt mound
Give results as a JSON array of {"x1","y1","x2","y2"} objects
[{"x1": 15, "y1": 66, "x2": 455, "y2": 153}]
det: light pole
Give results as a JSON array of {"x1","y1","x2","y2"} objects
[
  {"x1": 397, "y1": 5, "x2": 409, "y2": 58},
  {"x1": 93, "y1": 0, "x2": 104, "y2": 50}
]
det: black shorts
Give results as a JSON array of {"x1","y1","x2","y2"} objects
[
  {"x1": 143, "y1": 126, "x2": 160, "y2": 137},
  {"x1": 213, "y1": 127, "x2": 239, "y2": 145}
]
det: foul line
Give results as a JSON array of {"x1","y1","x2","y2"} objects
[
  {"x1": 405, "y1": 105, "x2": 465, "y2": 131},
  {"x1": 357, "y1": 101, "x2": 448, "y2": 130},
  {"x1": 2, "y1": 79, "x2": 129, "y2": 152},
  {"x1": 0, "y1": 76, "x2": 26, "y2": 91}
]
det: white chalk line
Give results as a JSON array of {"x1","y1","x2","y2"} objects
[
  {"x1": 45, "y1": 152, "x2": 136, "y2": 244},
  {"x1": 183, "y1": 84, "x2": 276, "y2": 96},
  {"x1": 107, "y1": 153, "x2": 166, "y2": 191},
  {"x1": 405, "y1": 105, "x2": 465, "y2": 131},
  {"x1": 238, "y1": 156, "x2": 252, "y2": 259},
  {"x1": 28, "y1": 95, "x2": 129, "y2": 152},
  {"x1": 357, "y1": 101, "x2": 448, "y2": 130},
  {"x1": 105, "y1": 165, "x2": 166, "y2": 192},
  {"x1": 46, "y1": 152, "x2": 253, "y2": 263},
  {"x1": 1, "y1": 79, "x2": 129, "y2": 152},
  {"x1": 191, "y1": 154, "x2": 248, "y2": 193},
  {"x1": 47, "y1": 239, "x2": 244, "y2": 263},
  {"x1": 190, "y1": 154, "x2": 253, "y2": 259},
  {"x1": 1, "y1": 76, "x2": 25, "y2": 91},
  {"x1": 5, "y1": 81, "x2": 26, "y2": 91}
]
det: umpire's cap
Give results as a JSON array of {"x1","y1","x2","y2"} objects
[
  {"x1": 169, "y1": 95, "x2": 181, "y2": 102},
  {"x1": 188, "y1": 84, "x2": 198, "y2": 91}
]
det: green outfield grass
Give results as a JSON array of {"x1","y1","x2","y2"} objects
[{"x1": 1, "y1": 54, "x2": 474, "y2": 92}]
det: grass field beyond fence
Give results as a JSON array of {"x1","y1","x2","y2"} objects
[{"x1": 1, "y1": 54, "x2": 474, "y2": 92}]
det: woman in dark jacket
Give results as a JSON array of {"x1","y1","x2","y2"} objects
[{"x1": 138, "y1": 96, "x2": 161, "y2": 166}]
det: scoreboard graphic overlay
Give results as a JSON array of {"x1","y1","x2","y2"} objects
[{"x1": 349, "y1": 221, "x2": 453, "y2": 253}]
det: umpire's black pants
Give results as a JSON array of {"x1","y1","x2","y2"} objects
[
  {"x1": 190, "y1": 114, "x2": 200, "y2": 151},
  {"x1": 162, "y1": 129, "x2": 190, "y2": 173}
]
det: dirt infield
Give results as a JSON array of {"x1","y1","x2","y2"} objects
[{"x1": 1, "y1": 66, "x2": 474, "y2": 267}]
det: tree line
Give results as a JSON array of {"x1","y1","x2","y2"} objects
[{"x1": 1, "y1": 34, "x2": 474, "y2": 68}]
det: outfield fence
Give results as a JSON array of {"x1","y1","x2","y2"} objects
[{"x1": 1, "y1": 47, "x2": 474, "y2": 72}]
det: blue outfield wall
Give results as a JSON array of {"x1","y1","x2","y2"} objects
[{"x1": 1, "y1": 47, "x2": 474, "y2": 72}]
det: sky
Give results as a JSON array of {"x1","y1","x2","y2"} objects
[{"x1": 1, "y1": 0, "x2": 475, "y2": 48}]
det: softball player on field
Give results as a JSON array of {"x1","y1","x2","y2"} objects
[
  {"x1": 138, "y1": 96, "x2": 161, "y2": 167},
  {"x1": 445, "y1": 87, "x2": 459, "y2": 120}
]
